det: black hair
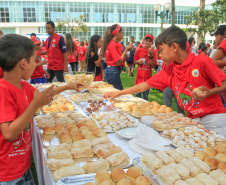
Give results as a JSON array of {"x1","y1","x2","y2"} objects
[
  {"x1": 30, "y1": 33, "x2": 36, "y2": 37},
  {"x1": 80, "y1": 41, "x2": 84, "y2": 46},
  {"x1": 198, "y1": 42, "x2": 205, "y2": 50},
  {"x1": 155, "y1": 26, "x2": 187, "y2": 50},
  {"x1": 0, "y1": 34, "x2": 36, "y2": 72},
  {"x1": 66, "y1": 33, "x2": 75, "y2": 55},
  {"x1": 131, "y1": 36, "x2": 134, "y2": 39},
  {"x1": 85, "y1": 35, "x2": 101, "y2": 63},
  {"x1": 188, "y1": 37, "x2": 195, "y2": 47},
  {"x1": 102, "y1": 24, "x2": 122, "y2": 56},
  {"x1": 201, "y1": 45, "x2": 207, "y2": 52},
  {"x1": 46, "y1": 21, "x2": 55, "y2": 28}
]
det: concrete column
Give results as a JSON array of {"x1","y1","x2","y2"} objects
[
  {"x1": 136, "y1": 4, "x2": 140, "y2": 23},
  {"x1": 15, "y1": 26, "x2": 20, "y2": 34},
  {"x1": 114, "y1": 4, "x2": 117, "y2": 23},
  {"x1": 91, "y1": 27, "x2": 95, "y2": 36},
  {"x1": 90, "y1": 3, "x2": 94, "y2": 23},
  {"x1": 136, "y1": 27, "x2": 140, "y2": 41}
]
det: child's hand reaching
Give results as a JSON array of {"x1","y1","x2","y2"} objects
[
  {"x1": 192, "y1": 86, "x2": 210, "y2": 101},
  {"x1": 68, "y1": 82, "x2": 86, "y2": 92}
]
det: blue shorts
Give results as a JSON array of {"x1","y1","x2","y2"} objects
[
  {"x1": 30, "y1": 77, "x2": 47, "y2": 84},
  {"x1": 102, "y1": 62, "x2": 107, "y2": 70}
]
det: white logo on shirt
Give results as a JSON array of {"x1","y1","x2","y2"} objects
[{"x1": 52, "y1": 44, "x2": 56, "y2": 47}]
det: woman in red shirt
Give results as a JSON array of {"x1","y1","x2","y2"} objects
[
  {"x1": 102, "y1": 24, "x2": 133, "y2": 90},
  {"x1": 66, "y1": 33, "x2": 77, "y2": 71},
  {"x1": 133, "y1": 34, "x2": 156, "y2": 100}
]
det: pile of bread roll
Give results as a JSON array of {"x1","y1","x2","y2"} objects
[
  {"x1": 89, "y1": 81, "x2": 113, "y2": 89},
  {"x1": 141, "y1": 146, "x2": 226, "y2": 185},
  {"x1": 91, "y1": 110, "x2": 139, "y2": 132},
  {"x1": 162, "y1": 126, "x2": 225, "y2": 150},
  {"x1": 65, "y1": 73, "x2": 94, "y2": 87},
  {"x1": 84, "y1": 167, "x2": 151, "y2": 185},
  {"x1": 70, "y1": 93, "x2": 104, "y2": 104},
  {"x1": 113, "y1": 101, "x2": 173, "y2": 118},
  {"x1": 152, "y1": 112, "x2": 197, "y2": 131},
  {"x1": 41, "y1": 94, "x2": 75, "y2": 113}
]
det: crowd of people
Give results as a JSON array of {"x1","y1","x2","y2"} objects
[{"x1": 0, "y1": 21, "x2": 226, "y2": 184}]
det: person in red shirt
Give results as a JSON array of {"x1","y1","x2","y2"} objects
[
  {"x1": 30, "y1": 36, "x2": 50, "y2": 84},
  {"x1": 66, "y1": 33, "x2": 78, "y2": 71},
  {"x1": 102, "y1": 24, "x2": 133, "y2": 90},
  {"x1": 104, "y1": 26, "x2": 226, "y2": 137},
  {"x1": 0, "y1": 34, "x2": 85, "y2": 184},
  {"x1": 77, "y1": 41, "x2": 87, "y2": 72},
  {"x1": 133, "y1": 34, "x2": 156, "y2": 100},
  {"x1": 84, "y1": 40, "x2": 88, "y2": 49},
  {"x1": 0, "y1": 67, "x2": 3, "y2": 78},
  {"x1": 200, "y1": 45, "x2": 208, "y2": 56},
  {"x1": 41, "y1": 21, "x2": 68, "y2": 82}
]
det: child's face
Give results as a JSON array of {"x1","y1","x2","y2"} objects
[
  {"x1": 158, "y1": 43, "x2": 176, "y2": 64},
  {"x1": 96, "y1": 38, "x2": 102, "y2": 49},
  {"x1": 36, "y1": 43, "x2": 41, "y2": 50},
  {"x1": 22, "y1": 51, "x2": 36, "y2": 80},
  {"x1": 144, "y1": 38, "x2": 153, "y2": 48}
]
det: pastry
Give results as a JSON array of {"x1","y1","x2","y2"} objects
[
  {"x1": 72, "y1": 134, "x2": 84, "y2": 142},
  {"x1": 59, "y1": 132, "x2": 72, "y2": 144},
  {"x1": 168, "y1": 163, "x2": 190, "y2": 180},
  {"x1": 203, "y1": 147, "x2": 217, "y2": 156},
  {"x1": 209, "y1": 169, "x2": 226, "y2": 185},
  {"x1": 52, "y1": 165, "x2": 85, "y2": 181},
  {"x1": 185, "y1": 178, "x2": 203, "y2": 185},
  {"x1": 175, "y1": 147, "x2": 194, "y2": 158},
  {"x1": 71, "y1": 147, "x2": 94, "y2": 158},
  {"x1": 43, "y1": 126, "x2": 55, "y2": 135},
  {"x1": 134, "y1": 176, "x2": 151, "y2": 185},
  {"x1": 204, "y1": 156, "x2": 218, "y2": 170},
  {"x1": 116, "y1": 178, "x2": 135, "y2": 185},
  {"x1": 126, "y1": 167, "x2": 142, "y2": 181},
  {"x1": 190, "y1": 157, "x2": 210, "y2": 173},
  {"x1": 180, "y1": 159, "x2": 201, "y2": 177},
  {"x1": 47, "y1": 143, "x2": 71, "y2": 152},
  {"x1": 214, "y1": 145, "x2": 226, "y2": 153},
  {"x1": 106, "y1": 151, "x2": 128, "y2": 167},
  {"x1": 86, "y1": 120, "x2": 99, "y2": 130},
  {"x1": 92, "y1": 137, "x2": 110, "y2": 146},
  {"x1": 142, "y1": 152, "x2": 164, "y2": 168},
  {"x1": 45, "y1": 158, "x2": 75, "y2": 170},
  {"x1": 99, "y1": 180, "x2": 115, "y2": 185},
  {"x1": 217, "y1": 162, "x2": 226, "y2": 173},
  {"x1": 195, "y1": 173, "x2": 218, "y2": 185},
  {"x1": 175, "y1": 180, "x2": 189, "y2": 185},
  {"x1": 47, "y1": 150, "x2": 72, "y2": 159},
  {"x1": 215, "y1": 153, "x2": 226, "y2": 162},
  {"x1": 92, "y1": 128, "x2": 107, "y2": 138},
  {"x1": 42, "y1": 133, "x2": 54, "y2": 141},
  {"x1": 84, "y1": 183, "x2": 95, "y2": 185},
  {"x1": 54, "y1": 124, "x2": 65, "y2": 133},
  {"x1": 71, "y1": 139, "x2": 92, "y2": 149},
  {"x1": 85, "y1": 133, "x2": 97, "y2": 140},
  {"x1": 93, "y1": 143, "x2": 115, "y2": 154},
  {"x1": 155, "y1": 151, "x2": 175, "y2": 165},
  {"x1": 97, "y1": 146, "x2": 122, "y2": 159},
  {"x1": 165, "y1": 149, "x2": 186, "y2": 163},
  {"x1": 194, "y1": 150, "x2": 209, "y2": 161},
  {"x1": 94, "y1": 170, "x2": 111, "y2": 184},
  {"x1": 110, "y1": 167, "x2": 126, "y2": 183},
  {"x1": 82, "y1": 159, "x2": 110, "y2": 174}
]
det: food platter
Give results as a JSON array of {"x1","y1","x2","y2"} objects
[{"x1": 115, "y1": 127, "x2": 138, "y2": 140}]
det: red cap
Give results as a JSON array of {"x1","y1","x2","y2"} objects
[
  {"x1": 31, "y1": 36, "x2": 41, "y2": 44},
  {"x1": 145, "y1": 34, "x2": 154, "y2": 41}
]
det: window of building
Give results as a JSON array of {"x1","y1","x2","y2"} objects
[
  {"x1": 0, "y1": 7, "x2": 10, "y2": 22},
  {"x1": 23, "y1": 7, "x2": 36, "y2": 22}
]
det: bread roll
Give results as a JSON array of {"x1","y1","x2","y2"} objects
[
  {"x1": 217, "y1": 162, "x2": 226, "y2": 173},
  {"x1": 97, "y1": 146, "x2": 122, "y2": 159},
  {"x1": 110, "y1": 167, "x2": 126, "y2": 183},
  {"x1": 79, "y1": 126, "x2": 89, "y2": 133},
  {"x1": 175, "y1": 147, "x2": 194, "y2": 158},
  {"x1": 195, "y1": 173, "x2": 218, "y2": 185},
  {"x1": 215, "y1": 153, "x2": 226, "y2": 162},
  {"x1": 209, "y1": 169, "x2": 226, "y2": 185},
  {"x1": 106, "y1": 151, "x2": 128, "y2": 167},
  {"x1": 47, "y1": 150, "x2": 72, "y2": 159},
  {"x1": 86, "y1": 120, "x2": 99, "y2": 130},
  {"x1": 175, "y1": 180, "x2": 189, "y2": 185},
  {"x1": 203, "y1": 147, "x2": 217, "y2": 156},
  {"x1": 168, "y1": 163, "x2": 190, "y2": 179},
  {"x1": 85, "y1": 133, "x2": 97, "y2": 140},
  {"x1": 72, "y1": 134, "x2": 84, "y2": 142},
  {"x1": 59, "y1": 132, "x2": 72, "y2": 144},
  {"x1": 92, "y1": 128, "x2": 107, "y2": 138},
  {"x1": 190, "y1": 157, "x2": 210, "y2": 173},
  {"x1": 65, "y1": 122, "x2": 76, "y2": 129},
  {"x1": 99, "y1": 180, "x2": 115, "y2": 185},
  {"x1": 165, "y1": 149, "x2": 186, "y2": 163},
  {"x1": 83, "y1": 159, "x2": 110, "y2": 174},
  {"x1": 204, "y1": 156, "x2": 218, "y2": 170},
  {"x1": 214, "y1": 145, "x2": 226, "y2": 153},
  {"x1": 42, "y1": 133, "x2": 54, "y2": 141},
  {"x1": 194, "y1": 150, "x2": 209, "y2": 161},
  {"x1": 70, "y1": 127, "x2": 79, "y2": 135},
  {"x1": 84, "y1": 183, "x2": 95, "y2": 185},
  {"x1": 95, "y1": 170, "x2": 111, "y2": 184},
  {"x1": 126, "y1": 167, "x2": 142, "y2": 181},
  {"x1": 185, "y1": 178, "x2": 203, "y2": 185},
  {"x1": 52, "y1": 165, "x2": 85, "y2": 181},
  {"x1": 71, "y1": 147, "x2": 94, "y2": 158},
  {"x1": 71, "y1": 139, "x2": 92, "y2": 149},
  {"x1": 47, "y1": 143, "x2": 71, "y2": 152},
  {"x1": 134, "y1": 176, "x2": 151, "y2": 185},
  {"x1": 45, "y1": 158, "x2": 75, "y2": 170},
  {"x1": 43, "y1": 126, "x2": 55, "y2": 134},
  {"x1": 155, "y1": 151, "x2": 175, "y2": 165},
  {"x1": 93, "y1": 143, "x2": 115, "y2": 154},
  {"x1": 92, "y1": 137, "x2": 110, "y2": 146},
  {"x1": 193, "y1": 88, "x2": 203, "y2": 94},
  {"x1": 54, "y1": 124, "x2": 65, "y2": 133},
  {"x1": 116, "y1": 178, "x2": 135, "y2": 185},
  {"x1": 180, "y1": 159, "x2": 201, "y2": 177},
  {"x1": 76, "y1": 122, "x2": 87, "y2": 128},
  {"x1": 142, "y1": 152, "x2": 164, "y2": 168}
]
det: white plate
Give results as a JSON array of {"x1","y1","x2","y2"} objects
[{"x1": 116, "y1": 127, "x2": 138, "y2": 140}]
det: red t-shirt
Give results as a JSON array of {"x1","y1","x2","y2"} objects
[
  {"x1": 0, "y1": 80, "x2": 36, "y2": 181},
  {"x1": 134, "y1": 47, "x2": 156, "y2": 85},
  {"x1": 68, "y1": 43, "x2": 77, "y2": 63},
  {"x1": 106, "y1": 40, "x2": 121, "y2": 66},
  {"x1": 147, "y1": 53, "x2": 226, "y2": 119},
  {"x1": 0, "y1": 67, "x2": 3, "y2": 78},
  {"x1": 31, "y1": 49, "x2": 45, "y2": 79},
  {"x1": 218, "y1": 39, "x2": 226, "y2": 55},
  {"x1": 77, "y1": 47, "x2": 87, "y2": 61}
]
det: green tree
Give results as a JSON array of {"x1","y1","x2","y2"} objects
[
  {"x1": 56, "y1": 15, "x2": 89, "y2": 37},
  {"x1": 185, "y1": 0, "x2": 225, "y2": 44}
]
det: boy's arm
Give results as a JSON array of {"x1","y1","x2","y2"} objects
[
  {"x1": 192, "y1": 79, "x2": 226, "y2": 101},
  {"x1": 64, "y1": 52, "x2": 69, "y2": 72},
  {"x1": 53, "y1": 82, "x2": 85, "y2": 95},
  {"x1": 36, "y1": 60, "x2": 48, "y2": 67},
  {"x1": 212, "y1": 48, "x2": 226, "y2": 68},
  {"x1": 0, "y1": 86, "x2": 55, "y2": 142},
  {"x1": 104, "y1": 82, "x2": 151, "y2": 101}
]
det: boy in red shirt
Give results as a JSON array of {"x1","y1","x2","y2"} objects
[
  {"x1": 77, "y1": 41, "x2": 87, "y2": 72},
  {"x1": 104, "y1": 26, "x2": 226, "y2": 137},
  {"x1": 133, "y1": 34, "x2": 156, "y2": 100},
  {"x1": 0, "y1": 34, "x2": 84, "y2": 184},
  {"x1": 30, "y1": 36, "x2": 50, "y2": 84}
]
